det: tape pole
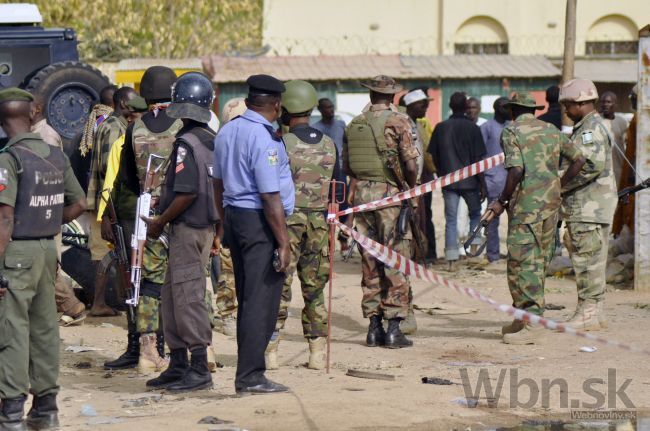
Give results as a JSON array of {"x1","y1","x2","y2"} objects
[{"x1": 335, "y1": 220, "x2": 650, "y2": 357}]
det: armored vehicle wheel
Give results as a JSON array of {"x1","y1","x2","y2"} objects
[{"x1": 26, "y1": 61, "x2": 109, "y2": 155}]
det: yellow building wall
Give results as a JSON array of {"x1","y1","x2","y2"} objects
[{"x1": 262, "y1": 0, "x2": 650, "y2": 56}]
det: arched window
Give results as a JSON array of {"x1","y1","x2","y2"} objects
[
  {"x1": 454, "y1": 16, "x2": 508, "y2": 55},
  {"x1": 586, "y1": 15, "x2": 638, "y2": 56}
]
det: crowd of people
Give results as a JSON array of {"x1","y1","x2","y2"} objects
[{"x1": 0, "y1": 66, "x2": 637, "y2": 429}]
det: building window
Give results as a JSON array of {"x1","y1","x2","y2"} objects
[
  {"x1": 454, "y1": 43, "x2": 508, "y2": 55},
  {"x1": 585, "y1": 41, "x2": 638, "y2": 56}
]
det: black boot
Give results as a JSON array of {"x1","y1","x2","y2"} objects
[
  {"x1": 385, "y1": 318, "x2": 413, "y2": 349},
  {"x1": 26, "y1": 393, "x2": 58, "y2": 430},
  {"x1": 166, "y1": 347, "x2": 213, "y2": 393},
  {"x1": 104, "y1": 323, "x2": 140, "y2": 370},
  {"x1": 156, "y1": 332, "x2": 166, "y2": 358},
  {"x1": 146, "y1": 349, "x2": 189, "y2": 389},
  {"x1": 366, "y1": 315, "x2": 385, "y2": 347},
  {"x1": 0, "y1": 396, "x2": 26, "y2": 431}
]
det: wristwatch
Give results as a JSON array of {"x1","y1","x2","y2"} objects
[{"x1": 497, "y1": 196, "x2": 510, "y2": 208}]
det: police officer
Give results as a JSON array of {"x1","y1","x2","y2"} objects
[
  {"x1": 266, "y1": 80, "x2": 337, "y2": 371},
  {"x1": 213, "y1": 74, "x2": 294, "y2": 395},
  {"x1": 140, "y1": 72, "x2": 218, "y2": 392},
  {"x1": 344, "y1": 75, "x2": 419, "y2": 349},
  {"x1": 0, "y1": 88, "x2": 86, "y2": 430},
  {"x1": 480, "y1": 91, "x2": 584, "y2": 345},
  {"x1": 103, "y1": 66, "x2": 180, "y2": 373},
  {"x1": 559, "y1": 78, "x2": 617, "y2": 331}
]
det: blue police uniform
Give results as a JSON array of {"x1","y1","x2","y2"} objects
[{"x1": 213, "y1": 75, "x2": 294, "y2": 392}]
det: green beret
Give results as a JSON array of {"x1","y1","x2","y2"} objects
[
  {"x1": 126, "y1": 95, "x2": 148, "y2": 112},
  {"x1": 0, "y1": 87, "x2": 34, "y2": 104}
]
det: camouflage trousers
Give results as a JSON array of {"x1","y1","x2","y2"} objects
[
  {"x1": 356, "y1": 205, "x2": 411, "y2": 320},
  {"x1": 564, "y1": 222, "x2": 609, "y2": 302},
  {"x1": 136, "y1": 294, "x2": 160, "y2": 334},
  {"x1": 507, "y1": 213, "x2": 557, "y2": 316},
  {"x1": 215, "y1": 247, "x2": 237, "y2": 318},
  {"x1": 276, "y1": 211, "x2": 329, "y2": 338}
]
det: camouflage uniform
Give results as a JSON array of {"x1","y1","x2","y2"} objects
[
  {"x1": 503, "y1": 113, "x2": 582, "y2": 315},
  {"x1": 275, "y1": 128, "x2": 336, "y2": 337},
  {"x1": 561, "y1": 110, "x2": 616, "y2": 302},
  {"x1": 215, "y1": 247, "x2": 237, "y2": 318},
  {"x1": 345, "y1": 103, "x2": 420, "y2": 319}
]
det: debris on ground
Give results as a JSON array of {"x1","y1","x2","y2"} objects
[
  {"x1": 346, "y1": 369, "x2": 395, "y2": 381},
  {"x1": 414, "y1": 303, "x2": 478, "y2": 315},
  {"x1": 421, "y1": 377, "x2": 453, "y2": 385},
  {"x1": 198, "y1": 416, "x2": 234, "y2": 425}
]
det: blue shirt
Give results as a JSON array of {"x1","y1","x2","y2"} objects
[
  {"x1": 480, "y1": 118, "x2": 508, "y2": 196},
  {"x1": 213, "y1": 109, "x2": 295, "y2": 215},
  {"x1": 312, "y1": 119, "x2": 346, "y2": 159}
]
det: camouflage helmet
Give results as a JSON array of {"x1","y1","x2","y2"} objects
[
  {"x1": 221, "y1": 97, "x2": 247, "y2": 124},
  {"x1": 139, "y1": 66, "x2": 177, "y2": 103},
  {"x1": 559, "y1": 78, "x2": 598, "y2": 103},
  {"x1": 281, "y1": 80, "x2": 318, "y2": 114}
]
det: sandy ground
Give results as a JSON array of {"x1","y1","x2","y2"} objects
[{"x1": 52, "y1": 196, "x2": 650, "y2": 430}]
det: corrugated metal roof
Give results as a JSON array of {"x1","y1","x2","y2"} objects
[
  {"x1": 117, "y1": 58, "x2": 203, "y2": 71},
  {"x1": 202, "y1": 54, "x2": 560, "y2": 83},
  {"x1": 574, "y1": 59, "x2": 637, "y2": 83}
]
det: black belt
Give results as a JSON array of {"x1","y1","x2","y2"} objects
[
  {"x1": 12, "y1": 236, "x2": 55, "y2": 241},
  {"x1": 226, "y1": 206, "x2": 264, "y2": 213}
]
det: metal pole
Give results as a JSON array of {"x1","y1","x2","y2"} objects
[
  {"x1": 326, "y1": 181, "x2": 340, "y2": 373},
  {"x1": 561, "y1": 0, "x2": 577, "y2": 132},
  {"x1": 634, "y1": 25, "x2": 650, "y2": 292}
]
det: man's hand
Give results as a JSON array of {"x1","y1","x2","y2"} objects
[
  {"x1": 480, "y1": 184, "x2": 488, "y2": 202},
  {"x1": 276, "y1": 243, "x2": 291, "y2": 273},
  {"x1": 481, "y1": 200, "x2": 504, "y2": 224},
  {"x1": 140, "y1": 215, "x2": 163, "y2": 239},
  {"x1": 100, "y1": 217, "x2": 115, "y2": 242},
  {"x1": 210, "y1": 234, "x2": 221, "y2": 257}
]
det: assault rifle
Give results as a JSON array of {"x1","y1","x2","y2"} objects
[
  {"x1": 129, "y1": 154, "x2": 167, "y2": 309},
  {"x1": 102, "y1": 192, "x2": 134, "y2": 321},
  {"x1": 385, "y1": 156, "x2": 427, "y2": 262},
  {"x1": 618, "y1": 178, "x2": 650, "y2": 204}
]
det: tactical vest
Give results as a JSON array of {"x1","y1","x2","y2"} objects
[
  {"x1": 9, "y1": 143, "x2": 66, "y2": 239},
  {"x1": 284, "y1": 132, "x2": 337, "y2": 210},
  {"x1": 346, "y1": 110, "x2": 397, "y2": 186},
  {"x1": 131, "y1": 117, "x2": 183, "y2": 196},
  {"x1": 159, "y1": 130, "x2": 219, "y2": 227}
]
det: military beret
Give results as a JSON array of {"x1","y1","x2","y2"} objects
[
  {"x1": 246, "y1": 74, "x2": 286, "y2": 96},
  {"x1": 125, "y1": 95, "x2": 148, "y2": 112},
  {"x1": 0, "y1": 87, "x2": 34, "y2": 104}
]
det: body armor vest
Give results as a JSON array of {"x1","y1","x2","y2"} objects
[
  {"x1": 159, "y1": 130, "x2": 219, "y2": 227},
  {"x1": 131, "y1": 117, "x2": 183, "y2": 196},
  {"x1": 346, "y1": 110, "x2": 397, "y2": 186},
  {"x1": 10, "y1": 143, "x2": 66, "y2": 239},
  {"x1": 284, "y1": 132, "x2": 336, "y2": 210}
]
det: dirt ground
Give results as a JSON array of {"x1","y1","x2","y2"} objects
[{"x1": 54, "y1": 198, "x2": 650, "y2": 431}]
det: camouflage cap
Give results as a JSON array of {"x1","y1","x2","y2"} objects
[
  {"x1": 360, "y1": 75, "x2": 403, "y2": 94},
  {"x1": 559, "y1": 78, "x2": 598, "y2": 103},
  {"x1": 125, "y1": 95, "x2": 148, "y2": 112},
  {"x1": 0, "y1": 87, "x2": 33, "y2": 104},
  {"x1": 504, "y1": 91, "x2": 544, "y2": 110},
  {"x1": 220, "y1": 97, "x2": 247, "y2": 124}
]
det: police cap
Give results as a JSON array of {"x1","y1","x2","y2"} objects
[
  {"x1": 0, "y1": 87, "x2": 34, "y2": 105},
  {"x1": 140, "y1": 66, "x2": 178, "y2": 103},
  {"x1": 246, "y1": 74, "x2": 286, "y2": 96}
]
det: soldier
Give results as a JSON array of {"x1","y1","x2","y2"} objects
[
  {"x1": 343, "y1": 75, "x2": 419, "y2": 349},
  {"x1": 142, "y1": 72, "x2": 218, "y2": 392},
  {"x1": 480, "y1": 91, "x2": 584, "y2": 345},
  {"x1": 0, "y1": 88, "x2": 86, "y2": 430},
  {"x1": 211, "y1": 97, "x2": 247, "y2": 336},
  {"x1": 102, "y1": 66, "x2": 180, "y2": 373},
  {"x1": 559, "y1": 78, "x2": 617, "y2": 330},
  {"x1": 266, "y1": 80, "x2": 337, "y2": 370},
  {"x1": 88, "y1": 87, "x2": 142, "y2": 317}
]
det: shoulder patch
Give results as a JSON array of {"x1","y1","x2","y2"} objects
[
  {"x1": 176, "y1": 146, "x2": 187, "y2": 164},
  {"x1": 581, "y1": 131, "x2": 594, "y2": 145},
  {"x1": 267, "y1": 149, "x2": 279, "y2": 166},
  {"x1": 0, "y1": 167, "x2": 8, "y2": 192}
]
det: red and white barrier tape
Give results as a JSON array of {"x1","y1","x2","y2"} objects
[
  {"x1": 334, "y1": 220, "x2": 650, "y2": 357},
  {"x1": 330, "y1": 152, "x2": 504, "y2": 219}
]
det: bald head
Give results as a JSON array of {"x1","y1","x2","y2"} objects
[
  {"x1": 599, "y1": 91, "x2": 617, "y2": 119},
  {"x1": 0, "y1": 100, "x2": 34, "y2": 138}
]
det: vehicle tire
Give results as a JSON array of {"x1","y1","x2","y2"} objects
[{"x1": 26, "y1": 61, "x2": 110, "y2": 155}]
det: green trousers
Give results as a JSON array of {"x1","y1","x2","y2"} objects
[{"x1": 0, "y1": 239, "x2": 59, "y2": 399}]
